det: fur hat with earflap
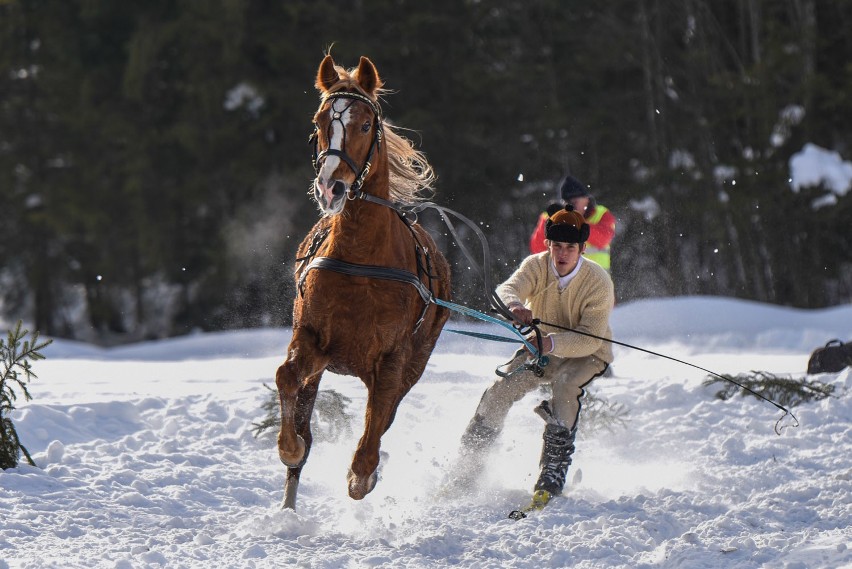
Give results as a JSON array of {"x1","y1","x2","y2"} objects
[{"x1": 545, "y1": 205, "x2": 590, "y2": 244}]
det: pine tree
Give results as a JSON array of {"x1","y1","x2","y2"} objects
[{"x1": 1, "y1": 321, "x2": 52, "y2": 469}]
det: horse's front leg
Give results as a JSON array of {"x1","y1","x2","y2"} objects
[
  {"x1": 347, "y1": 362, "x2": 412, "y2": 500},
  {"x1": 275, "y1": 359, "x2": 306, "y2": 467},
  {"x1": 282, "y1": 379, "x2": 321, "y2": 510},
  {"x1": 276, "y1": 334, "x2": 327, "y2": 508}
]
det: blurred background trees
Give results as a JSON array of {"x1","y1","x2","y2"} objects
[{"x1": 1, "y1": 0, "x2": 850, "y2": 343}]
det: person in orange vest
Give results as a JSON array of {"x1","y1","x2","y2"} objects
[{"x1": 529, "y1": 175, "x2": 616, "y2": 272}]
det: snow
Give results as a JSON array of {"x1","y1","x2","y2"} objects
[
  {"x1": 3, "y1": 296, "x2": 852, "y2": 569},
  {"x1": 789, "y1": 143, "x2": 852, "y2": 204},
  {"x1": 628, "y1": 196, "x2": 660, "y2": 221},
  {"x1": 223, "y1": 82, "x2": 264, "y2": 116}
]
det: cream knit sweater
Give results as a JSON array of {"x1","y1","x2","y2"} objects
[{"x1": 496, "y1": 253, "x2": 614, "y2": 362}]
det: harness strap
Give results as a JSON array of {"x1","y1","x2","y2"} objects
[
  {"x1": 347, "y1": 189, "x2": 404, "y2": 212},
  {"x1": 295, "y1": 227, "x2": 331, "y2": 279},
  {"x1": 299, "y1": 256, "x2": 434, "y2": 332},
  {"x1": 299, "y1": 256, "x2": 433, "y2": 304}
]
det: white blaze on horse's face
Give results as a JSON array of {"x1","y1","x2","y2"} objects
[{"x1": 314, "y1": 98, "x2": 352, "y2": 215}]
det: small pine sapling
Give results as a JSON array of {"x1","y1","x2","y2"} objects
[
  {"x1": 1, "y1": 321, "x2": 52, "y2": 469},
  {"x1": 538, "y1": 384, "x2": 630, "y2": 434},
  {"x1": 703, "y1": 370, "x2": 836, "y2": 407},
  {"x1": 251, "y1": 384, "x2": 353, "y2": 443},
  {"x1": 578, "y1": 389, "x2": 630, "y2": 434}
]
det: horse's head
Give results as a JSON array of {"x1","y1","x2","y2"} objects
[{"x1": 310, "y1": 55, "x2": 384, "y2": 215}]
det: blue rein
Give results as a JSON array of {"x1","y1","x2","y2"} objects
[{"x1": 433, "y1": 298, "x2": 541, "y2": 356}]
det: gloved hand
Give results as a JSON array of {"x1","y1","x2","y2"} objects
[
  {"x1": 509, "y1": 304, "x2": 534, "y2": 325},
  {"x1": 524, "y1": 334, "x2": 553, "y2": 355}
]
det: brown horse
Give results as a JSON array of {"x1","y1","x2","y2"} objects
[{"x1": 275, "y1": 55, "x2": 451, "y2": 509}]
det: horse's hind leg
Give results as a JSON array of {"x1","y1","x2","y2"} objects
[{"x1": 347, "y1": 361, "x2": 412, "y2": 500}]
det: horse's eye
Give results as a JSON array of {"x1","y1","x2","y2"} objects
[{"x1": 362, "y1": 121, "x2": 371, "y2": 133}]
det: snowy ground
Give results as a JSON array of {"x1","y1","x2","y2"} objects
[{"x1": 2, "y1": 296, "x2": 851, "y2": 569}]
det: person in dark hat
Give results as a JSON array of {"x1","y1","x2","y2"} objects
[
  {"x1": 529, "y1": 175, "x2": 616, "y2": 272},
  {"x1": 452, "y1": 205, "x2": 615, "y2": 509}
]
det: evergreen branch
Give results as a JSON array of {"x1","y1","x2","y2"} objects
[
  {"x1": 1, "y1": 320, "x2": 52, "y2": 469},
  {"x1": 251, "y1": 384, "x2": 353, "y2": 443},
  {"x1": 703, "y1": 371, "x2": 836, "y2": 408}
]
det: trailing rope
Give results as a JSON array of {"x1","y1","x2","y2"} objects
[{"x1": 533, "y1": 318, "x2": 799, "y2": 435}]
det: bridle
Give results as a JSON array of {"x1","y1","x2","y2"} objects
[{"x1": 309, "y1": 90, "x2": 384, "y2": 195}]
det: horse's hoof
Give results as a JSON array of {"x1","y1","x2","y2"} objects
[
  {"x1": 278, "y1": 435, "x2": 306, "y2": 467},
  {"x1": 347, "y1": 469, "x2": 378, "y2": 500}
]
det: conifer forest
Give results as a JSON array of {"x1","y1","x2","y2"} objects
[{"x1": 2, "y1": 1, "x2": 850, "y2": 343}]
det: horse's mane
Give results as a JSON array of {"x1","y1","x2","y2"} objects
[
  {"x1": 324, "y1": 68, "x2": 436, "y2": 205},
  {"x1": 384, "y1": 122, "x2": 436, "y2": 204}
]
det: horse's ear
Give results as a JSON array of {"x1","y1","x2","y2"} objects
[
  {"x1": 354, "y1": 56, "x2": 383, "y2": 95},
  {"x1": 316, "y1": 55, "x2": 340, "y2": 93}
]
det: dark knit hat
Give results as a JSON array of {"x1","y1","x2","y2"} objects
[
  {"x1": 545, "y1": 205, "x2": 590, "y2": 244},
  {"x1": 559, "y1": 175, "x2": 589, "y2": 201}
]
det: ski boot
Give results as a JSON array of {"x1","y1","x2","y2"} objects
[{"x1": 534, "y1": 421, "x2": 576, "y2": 496}]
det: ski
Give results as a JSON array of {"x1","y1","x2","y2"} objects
[{"x1": 508, "y1": 489, "x2": 552, "y2": 520}]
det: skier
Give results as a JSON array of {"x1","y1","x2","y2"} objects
[{"x1": 458, "y1": 205, "x2": 615, "y2": 510}]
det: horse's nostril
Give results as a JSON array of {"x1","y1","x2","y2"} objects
[{"x1": 332, "y1": 180, "x2": 346, "y2": 197}]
